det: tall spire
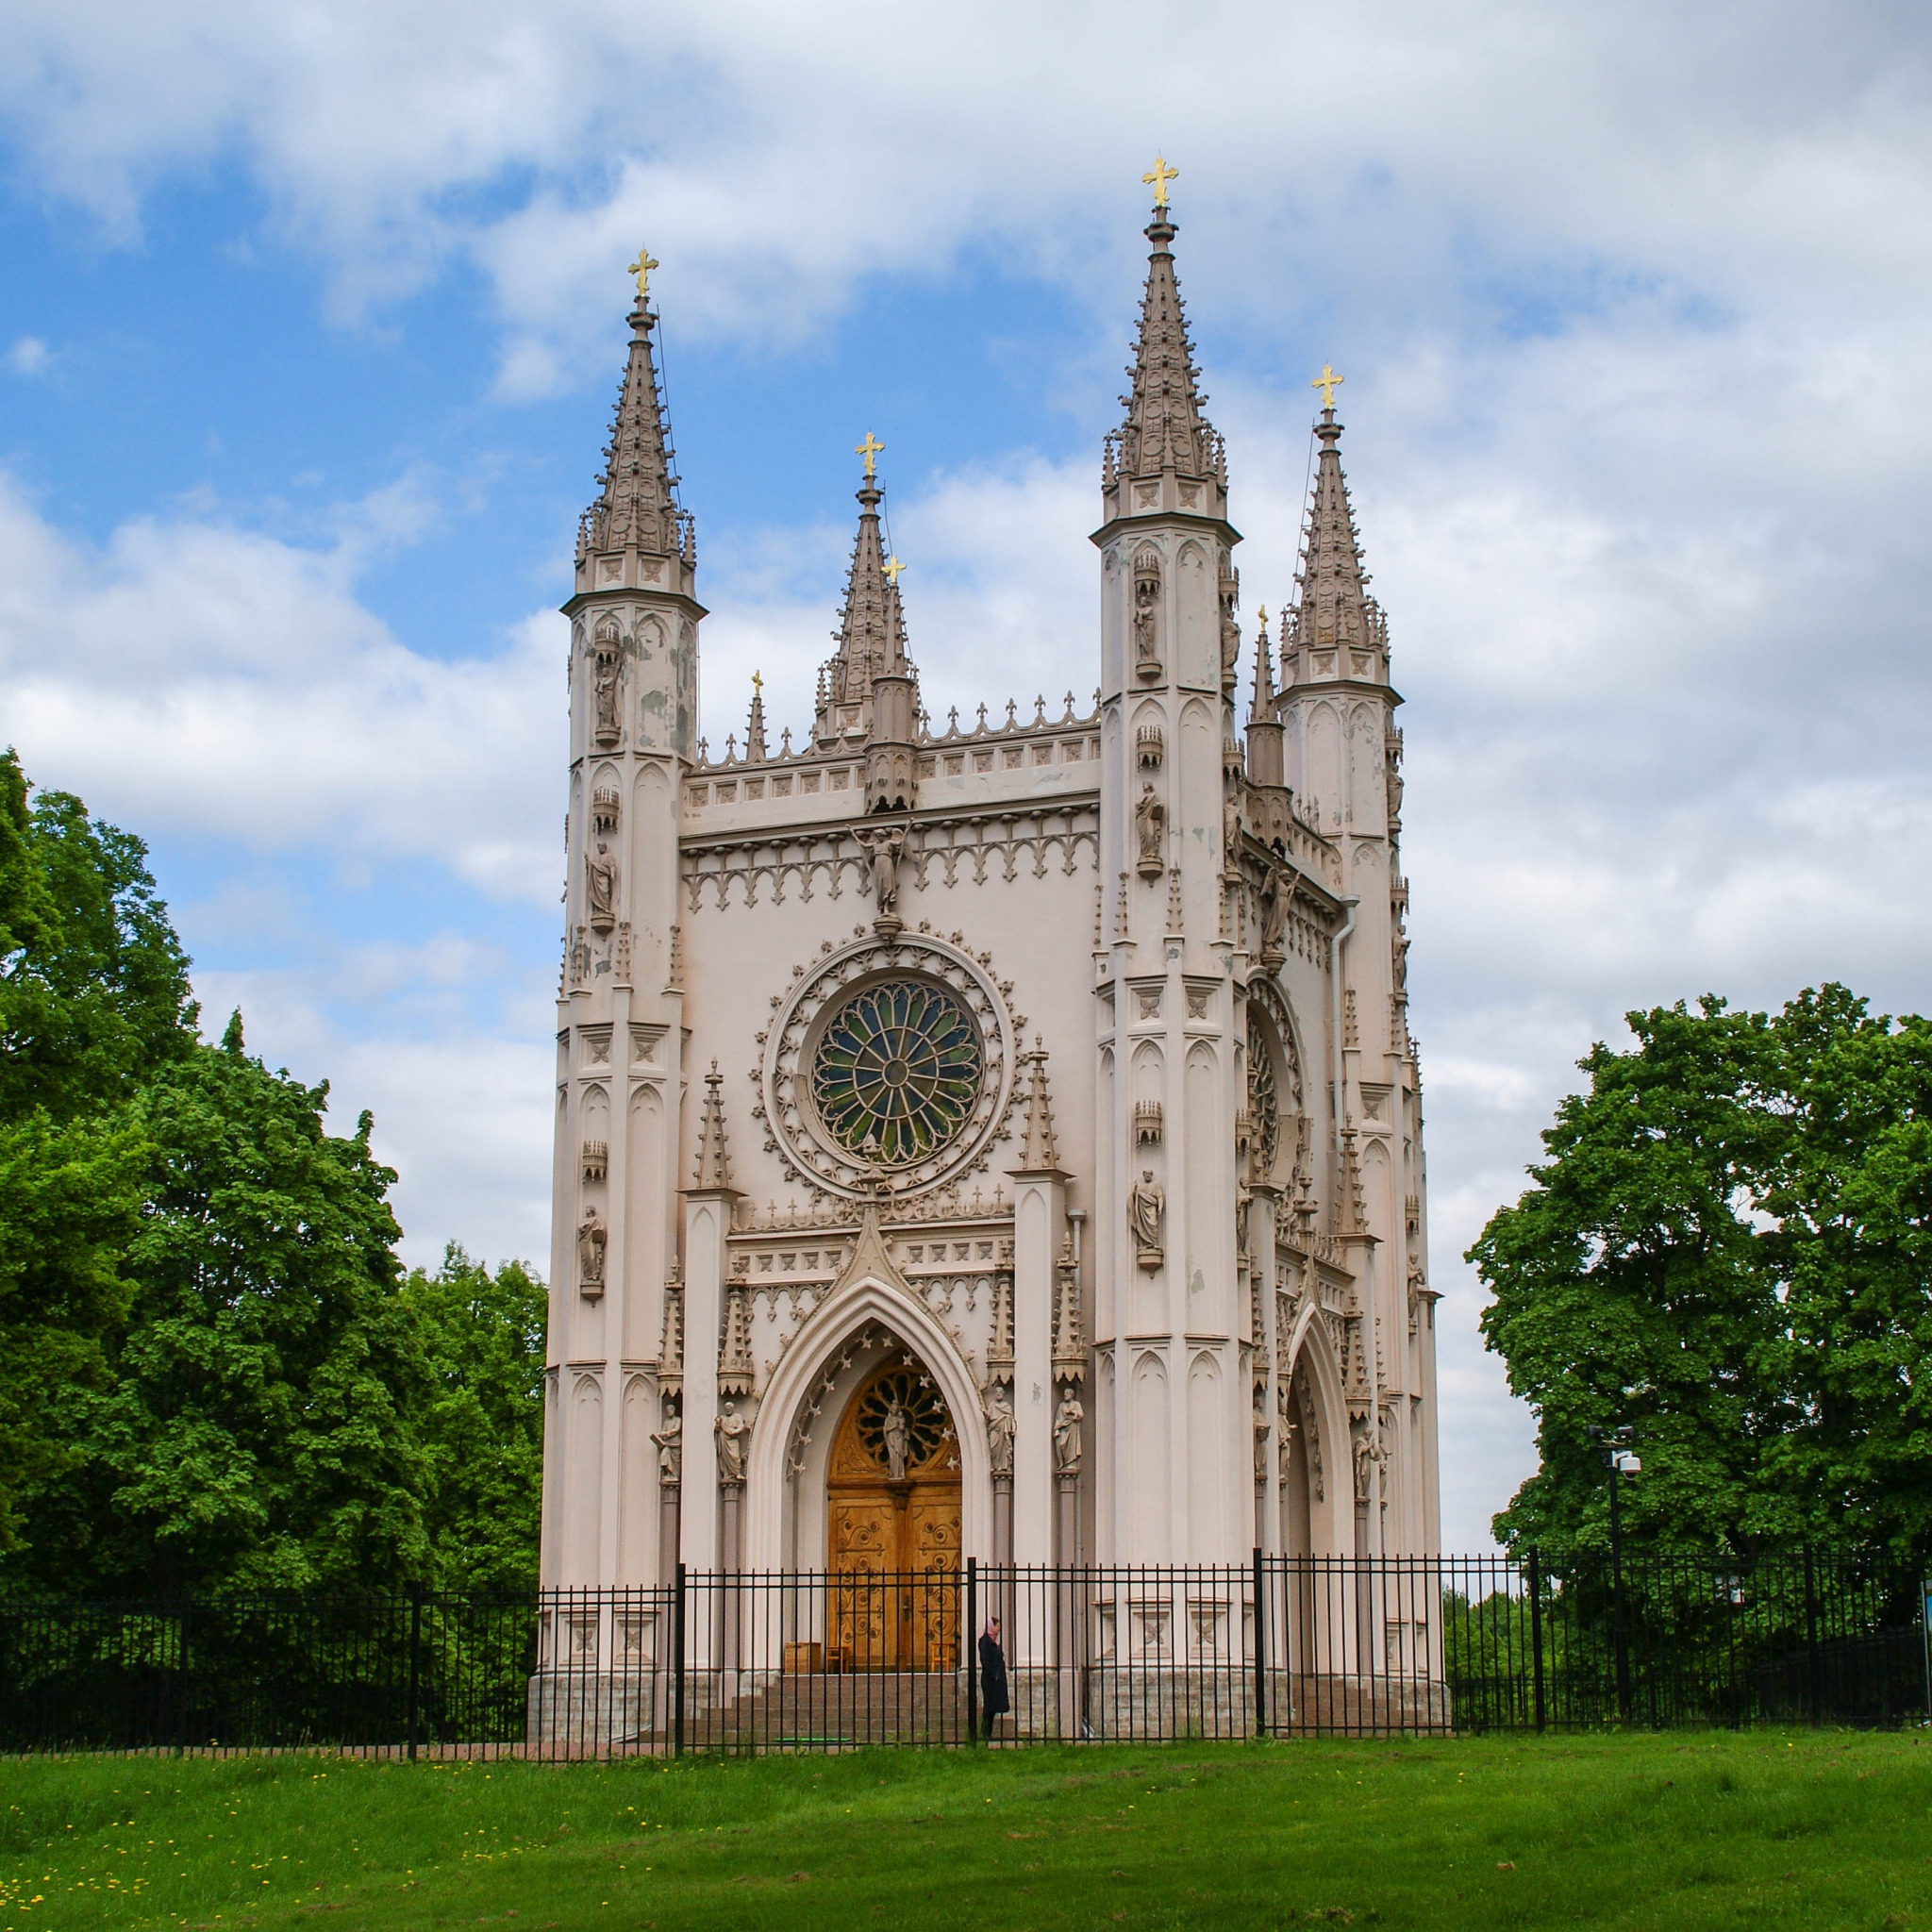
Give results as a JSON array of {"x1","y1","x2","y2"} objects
[
  {"x1": 1286, "y1": 405, "x2": 1387, "y2": 667},
  {"x1": 579, "y1": 286, "x2": 686, "y2": 564},
  {"x1": 1109, "y1": 202, "x2": 1224, "y2": 488},
  {"x1": 814, "y1": 460, "x2": 919, "y2": 746}
]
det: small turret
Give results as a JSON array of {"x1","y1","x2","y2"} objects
[
  {"x1": 1245, "y1": 607, "x2": 1284, "y2": 789},
  {"x1": 813, "y1": 441, "x2": 921, "y2": 810}
]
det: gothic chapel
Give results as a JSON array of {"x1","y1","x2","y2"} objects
[{"x1": 541, "y1": 185, "x2": 1441, "y2": 1638}]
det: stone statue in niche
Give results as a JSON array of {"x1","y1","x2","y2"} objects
[
  {"x1": 1132, "y1": 552, "x2": 1161, "y2": 678},
  {"x1": 586, "y1": 842, "x2": 618, "y2": 931},
  {"x1": 1223, "y1": 794, "x2": 1241, "y2": 875},
  {"x1": 1052, "y1": 1390, "x2": 1084, "y2": 1475},
  {"x1": 1134, "y1": 784, "x2": 1166, "y2": 877},
  {"x1": 983, "y1": 1382, "x2": 1016, "y2": 1477},
  {"x1": 651, "y1": 1405, "x2": 682, "y2": 1486},
  {"x1": 881, "y1": 1398, "x2": 911, "y2": 1481},
  {"x1": 1127, "y1": 1169, "x2": 1165, "y2": 1271},
  {"x1": 1351, "y1": 1419, "x2": 1383, "y2": 1504},
  {"x1": 591, "y1": 618, "x2": 622, "y2": 745},
  {"x1": 576, "y1": 1207, "x2": 607, "y2": 1293},
  {"x1": 857, "y1": 824, "x2": 906, "y2": 923},
  {"x1": 715, "y1": 1401, "x2": 751, "y2": 1485},
  {"x1": 1253, "y1": 1380, "x2": 1271, "y2": 1481}
]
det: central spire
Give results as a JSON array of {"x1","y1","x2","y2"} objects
[{"x1": 814, "y1": 453, "x2": 918, "y2": 747}]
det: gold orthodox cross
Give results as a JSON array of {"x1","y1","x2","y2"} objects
[
  {"x1": 627, "y1": 249, "x2": 659, "y2": 300},
  {"x1": 855, "y1": 431, "x2": 885, "y2": 477},
  {"x1": 883, "y1": 555, "x2": 907, "y2": 586},
  {"x1": 1142, "y1": 155, "x2": 1178, "y2": 208},
  {"x1": 752, "y1": 670, "x2": 763, "y2": 694},
  {"x1": 1257, "y1": 606, "x2": 1268, "y2": 628},
  {"x1": 1311, "y1": 364, "x2": 1344, "y2": 408}
]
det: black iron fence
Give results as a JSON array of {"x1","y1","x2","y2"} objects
[{"x1": 3, "y1": 1551, "x2": 1924, "y2": 1756}]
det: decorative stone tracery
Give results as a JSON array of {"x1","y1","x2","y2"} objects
[{"x1": 759, "y1": 930, "x2": 1019, "y2": 1201}]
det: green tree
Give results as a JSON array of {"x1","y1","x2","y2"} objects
[
  {"x1": 403, "y1": 1245, "x2": 546, "y2": 1592},
  {"x1": 0, "y1": 749, "x2": 197, "y2": 1119},
  {"x1": 17, "y1": 1022, "x2": 438, "y2": 1596},
  {"x1": 0, "y1": 751, "x2": 195, "y2": 1560},
  {"x1": 1473, "y1": 987, "x2": 1932, "y2": 1559}
]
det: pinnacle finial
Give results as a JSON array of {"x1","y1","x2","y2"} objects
[
  {"x1": 1013, "y1": 1038, "x2": 1062, "y2": 1173},
  {"x1": 855, "y1": 430, "x2": 885, "y2": 479},
  {"x1": 627, "y1": 248, "x2": 659, "y2": 303},
  {"x1": 1142, "y1": 154, "x2": 1178, "y2": 209},
  {"x1": 694, "y1": 1060, "x2": 735, "y2": 1191},
  {"x1": 1311, "y1": 364, "x2": 1344, "y2": 410}
]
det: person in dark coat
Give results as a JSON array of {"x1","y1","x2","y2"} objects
[{"x1": 978, "y1": 1615, "x2": 1009, "y2": 1740}]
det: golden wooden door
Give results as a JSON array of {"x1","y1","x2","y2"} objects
[{"x1": 826, "y1": 1361, "x2": 960, "y2": 1670}]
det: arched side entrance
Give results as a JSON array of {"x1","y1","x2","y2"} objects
[{"x1": 826, "y1": 1358, "x2": 961, "y2": 1670}]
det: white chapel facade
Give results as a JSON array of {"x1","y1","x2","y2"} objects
[{"x1": 539, "y1": 190, "x2": 1441, "y2": 1604}]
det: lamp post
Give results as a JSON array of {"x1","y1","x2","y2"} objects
[{"x1": 1588, "y1": 1425, "x2": 1641, "y2": 1724}]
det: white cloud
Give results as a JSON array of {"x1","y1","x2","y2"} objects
[
  {"x1": 7, "y1": 336, "x2": 49, "y2": 375},
  {"x1": 0, "y1": 471, "x2": 565, "y2": 904}
]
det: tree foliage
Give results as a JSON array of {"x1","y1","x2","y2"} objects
[
  {"x1": 0, "y1": 756, "x2": 549, "y2": 1598},
  {"x1": 1473, "y1": 987, "x2": 1932, "y2": 1558}
]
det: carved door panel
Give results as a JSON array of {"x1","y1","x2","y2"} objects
[
  {"x1": 906, "y1": 1487, "x2": 961, "y2": 1669},
  {"x1": 829, "y1": 1497, "x2": 896, "y2": 1669}
]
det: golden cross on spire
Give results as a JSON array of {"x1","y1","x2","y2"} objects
[
  {"x1": 752, "y1": 669, "x2": 763, "y2": 694},
  {"x1": 855, "y1": 430, "x2": 885, "y2": 478},
  {"x1": 1311, "y1": 364, "x2": 1344, "y2": 409},
  {"x1": 1257, "y1": 606, "x2": 1268, "y2": 629},
  {"x1": 1142, "y1": 154, "x2": 1178, "y2": 208},
  {"x1": 627, "y1": 249, "x2": 659, "y2": 300},
  {"x1": 883, "y1": 555, "x2": 907, "y2": 586}
]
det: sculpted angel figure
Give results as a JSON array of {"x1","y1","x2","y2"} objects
[
  {"x1": 1127, "y1": 1169, "x2": 1165, "y2": 1270},
  {"x1": 858, "y1": 824, "x2": 906, "y2": 919},
  {"x1": 1258, "y1": 869, "x2": 1290, "y2": 954}
]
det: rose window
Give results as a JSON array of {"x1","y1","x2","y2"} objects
[{"x1": 809, "y1": 979, "x2": 984, "y2": 1168}]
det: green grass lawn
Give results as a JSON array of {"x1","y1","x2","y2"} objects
[{"x1": 3, "y1": 1730, "x2": 1929, "y2": 1930}]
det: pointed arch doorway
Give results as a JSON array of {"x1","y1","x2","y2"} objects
[{"x1": 826, "y1": 1357, "x2": 961, "y2": 1670}]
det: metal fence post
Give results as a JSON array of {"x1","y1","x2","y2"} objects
[
  {"x1": 1528, "y1": 1547, "x2": 1546, "y2": 1735},
  {"x1": 672, "y1": 1564, "x2": 687, "y2": 1758},
  {"x1": 966, "y1": 1557, "x2": 978, "y2": 1745},
  {"x1": 1253, "y1": 1548, "x2": 1267, "y2": 1738},
  {"x1": 1920, "y1": 1572, "x2": 1931, "y2": 1727},
  {"x1": 407, "y1": 1589, "x2": 422, "y2": 1762},
  {"x1": 1803, "y1": 1547, "x2": 1822, "y2": 1728}
]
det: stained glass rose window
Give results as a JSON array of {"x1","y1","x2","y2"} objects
[{"x1": 809, "y1": 979, "x2": 984, "y2": 1167}]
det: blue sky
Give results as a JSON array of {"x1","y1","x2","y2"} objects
[{"x1": 5, "y1": 0, "x2": 1930, "y2": 1551}]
